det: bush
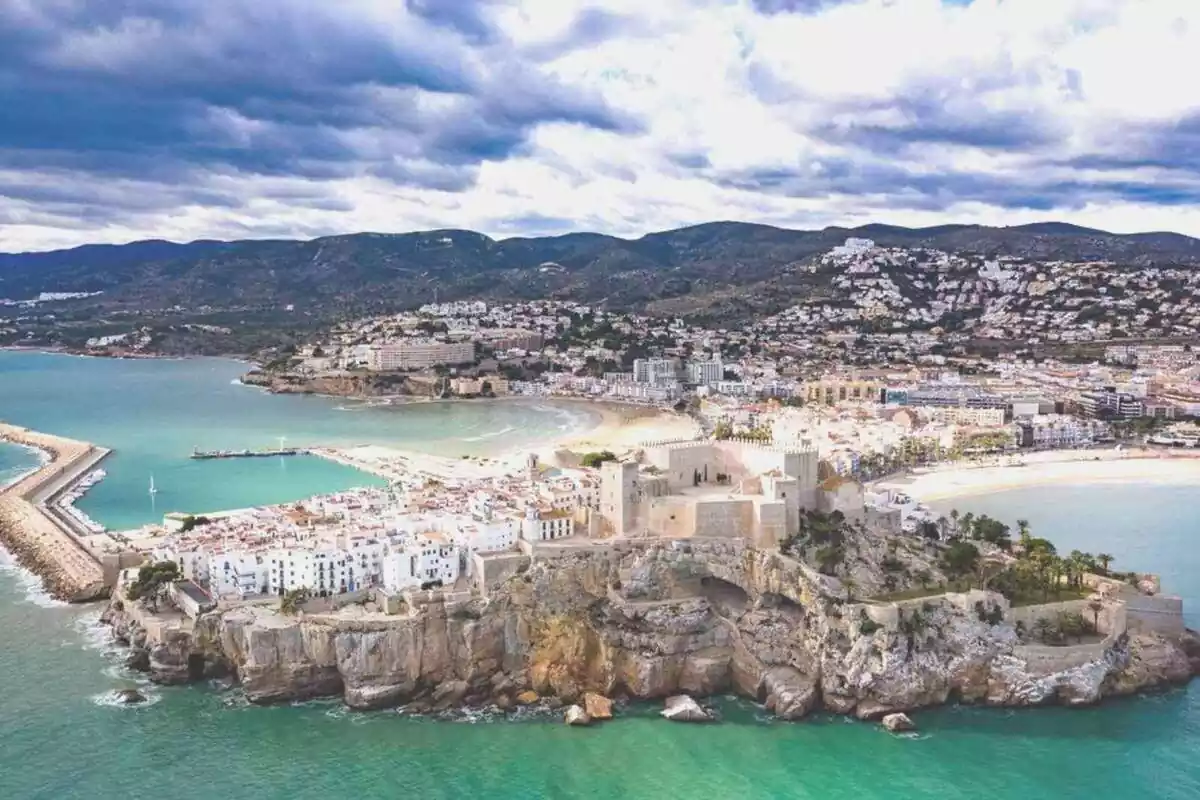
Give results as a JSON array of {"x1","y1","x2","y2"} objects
[
  {"x1": 580, "y1": 450, "x2": 617, "y2": 469},
  {"x1": 975, "y1": 600, "x2": 1005, "y2": 625},
  {"x1": 858, "y1": 610, "x2": 883, "y2": 636}
]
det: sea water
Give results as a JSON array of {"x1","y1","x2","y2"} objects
[
  {"x1": 0, "y1": 351, "x2": 597, "y2": 529},
  {"x1": 1, "y1": 353, "x2": 1198, "y2": 798}
]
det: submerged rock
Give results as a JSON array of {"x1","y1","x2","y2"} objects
[
  {"x1": 564, "y1": 705, "x2": 591, "y2": 726},
  {"x1": 114, "y1": 688, "x2": 147, "y2": 705},
  {"x1": 882, "y1": 713, "x2": 915, "y2": 733},
  {"x1": 661, "y1": 694, "x2": 713, "y2": 723}
]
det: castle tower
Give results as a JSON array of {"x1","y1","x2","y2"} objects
[{"x1": 599, "y1": 461, "x2": 639, "y2": 536}]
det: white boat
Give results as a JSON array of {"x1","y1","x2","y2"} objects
[{"x1": 149, "y1": 475, "x2": 158, "y2": 496}]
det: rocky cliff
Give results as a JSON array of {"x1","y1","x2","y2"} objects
[
  {"x1": 239, "y1": 370, "x2": 432, "y2": 398},
  {"x1": 101, "y1": 540, "x2": 1199, "y2": 719}
]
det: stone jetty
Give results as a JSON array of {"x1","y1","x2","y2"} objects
[{"x1": 0, "y1": 423, "x2": 112, "y2": 602}]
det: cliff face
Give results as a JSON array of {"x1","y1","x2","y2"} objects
[
  {"x1": 101, "y1": 540, "x2": 1199, "y2": 718},
  {"x1": 239, "y1": 370, "x2": 431, "y2": 398}
]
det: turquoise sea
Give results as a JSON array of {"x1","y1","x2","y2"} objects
[
  {"x1": 0, "y1": 351, "x2": 596, "y2": 530},
  {"x1": 1, "y1": 352, "x2": 1198, "y2": 799}
]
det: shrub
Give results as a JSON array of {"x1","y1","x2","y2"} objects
[
  {"x1": 581, "y1": 451, "x2": 617, "y2": 468},
  {"x1": 858, "y1": 611, "x2": 883, "y2": 636}
]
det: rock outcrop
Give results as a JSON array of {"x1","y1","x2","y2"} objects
[
  {"x1": 564, "y1": 705, "x2": 591, "y2": 726},
  {"x1": 662, "y1": 695, "x2": 713, "y2": 723},
  {"x1": 583, "y1": 692, "x2": 614, "y2": 720},
  {"x1": 881, "y1": 712, "x2": 915, "y2": 732},
  {"x1": 114, "y1": 688, "x2": 146, "y2": 705},
  {"x1": 100, "y1": 539, "x2": 1199, "y2": 721}
]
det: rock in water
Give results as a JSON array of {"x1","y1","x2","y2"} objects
[
  {"x1": 882, "y1": 713, "x2": 916, "y2": 733},
  {"x1": 583, "y1": 692, "x2": 614, "y2": 720},
  {"x1": 661, "y1": 695, "x2": 712, "y2": 723},
  {"x1": 114, "y1": 688, "x2": 147, "y2": 705},
  {"x1": 564, "y1": 705, "x2": 592, "y2": 726},
  {"x1": 515, "y1": 690, "x2": 540, "y2": 706}
]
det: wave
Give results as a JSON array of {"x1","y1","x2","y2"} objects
[
  {"x1": 0, "y1": 546, "x2": 69, "y2": 608},
  {"x1": 91, "y1": 688, "x2": 162, "y2": 709},
  {"x1": 459, "y1": 425, "x2": 516, "y2": 443}
]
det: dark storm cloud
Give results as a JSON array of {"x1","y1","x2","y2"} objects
[
  {"x1": 708, "y1": 157, "x2": 1200, "y2": 213},
  {"x1": 0, "y1": 0, "x2": 634, "y2": 201}
]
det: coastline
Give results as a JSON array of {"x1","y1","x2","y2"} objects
[
  {"x1": 312, "y1": 402, "x2": 699, "y2": 482},
  {"x1": 878, "y1": 447, "x2": 1200, "y2": 503}
]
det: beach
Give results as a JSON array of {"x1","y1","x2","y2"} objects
[
  {"x1": 879, "y1": 447, "x2": 1200, "y2": 502},
  {"x1": 313, "y1": 402, "x2": 700, "y2": 481}
]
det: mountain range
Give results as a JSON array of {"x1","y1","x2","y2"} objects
[{"x1": 4, "y1": 222, "x2": 1200, "y2": 322}]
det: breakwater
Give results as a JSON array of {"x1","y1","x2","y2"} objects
[
  {"x1": 0, "y1": 423, "x2": 112, "y2": 602},
  {"x1": 190, "y1": 447, "x2": 305, "y2": 459}
]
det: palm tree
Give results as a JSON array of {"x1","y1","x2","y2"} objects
[
  {"x1": 1097, "y1": 553, "x2": 1115, "y2": 575},
  {"x1": 1088, "y1": 600, "x2": 1103, "y2": 633},
  {"x1": 1068, "y1": 550, "x2": 1090, "y2": 589},
  {"x1": 961, "y1": 512, "x2": 976, "y2": 539},
  {"x1": 1016, "y1": 519, "x2": 1032, "y2": 551}
]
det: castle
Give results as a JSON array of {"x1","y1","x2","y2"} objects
[{"x1": 598, "y1": 437, "x2": 822, "y2": 547}]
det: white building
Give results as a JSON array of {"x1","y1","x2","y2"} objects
[
  {"x1": 381, "y1": 534, "x2": 460, "y2": 591},
  {"x1": 208, "y1": 550, "x2": 267, "y2": 597},
  {"x1": 368, "y1": 340, "x2": 475, "y2": 371},
  {"x1": 688, "y1": 359, "x2": 723, "y2": 386},
  {"x1": 154, "y1": 546, "x2": 211, "y2": 585},
  {"x1": 520, "y1": 508, "x2": 575, "y2": 541},
  {"x1": 633, "y1": 358, "x2": 678, "y2": 384},
  {"x1": 267, "y1": 547, "x2": 360, "y2": 596}
]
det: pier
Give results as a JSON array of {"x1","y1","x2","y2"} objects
[
  {"x1": 0, "y1": 423, "x2": 116, "y2": 601},
  {"x1": 190, "y1": 447, "x2": 306, "y2": 460}
]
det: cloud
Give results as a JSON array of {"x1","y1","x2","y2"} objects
[{"x1": 4, "y1": 0, "x2": 1200, "y2": 251}]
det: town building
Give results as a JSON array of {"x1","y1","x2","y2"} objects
[{"x1": 368, "y1": 341, "x2": 476, "y2": 371}]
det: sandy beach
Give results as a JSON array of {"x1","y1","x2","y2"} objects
[
  {"x1": 318, "y1": 402, "x2": 701, "y2": 481},
  {"x1": 878, "y1": 447, "x2": 1200, "y2": 503},
  {"x1": 542, "y1": 401, "x2": 699, "y2": 454}
]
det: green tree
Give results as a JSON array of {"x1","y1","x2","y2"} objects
[
  {"x1": 126, "y1": 561, "x2": 182, "y2": 611},
  {"x1": 1016, "y1": 519, "x2": 1032, "y2": 550},
  {"x1": 1097, "y1": 553, "x2": 1115, "y2": 575},
  {"x1": 280, "y1": 588, "x2": 310, "y2": 615},
  {"x1": 940, "y1": 541, "x2": 980, "y2": 581},
  {"x1": 1059, "y1": 611, "x2": 1087, "y2": 643},
  {"x1": 580, "y1": 450, "x2": 617, "y2": 468}
]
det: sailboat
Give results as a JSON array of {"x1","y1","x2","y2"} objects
[{"x1": 149, "y1": 474, "x2": 158, "y2": 496}]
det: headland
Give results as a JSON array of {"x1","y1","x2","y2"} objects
[{"x1": 98, "y1": 433, "x2": 1200, "y2": 726}]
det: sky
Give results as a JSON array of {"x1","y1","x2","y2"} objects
[{"x1": 3, "y1": 0, "x2": 1200, "y2": 252}]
